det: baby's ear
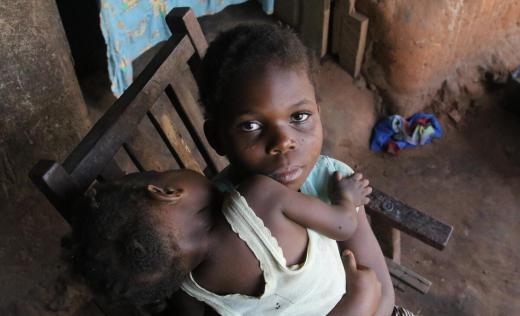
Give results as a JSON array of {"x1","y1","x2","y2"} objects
[
  {"x1": 147, "y1": 185, "x2": 184, "y2": 203},
  {"x1": 204, "y1": 120, "x2": 225, "y2": 156}
]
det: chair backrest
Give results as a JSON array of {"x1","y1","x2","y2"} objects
[{"x1": 30, "y1": 7, "x2": 228, "y2": 223}]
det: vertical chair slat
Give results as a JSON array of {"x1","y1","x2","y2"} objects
[
  {"x1": 167, "y1": 75, "x2": 229, "y2": 173},
  {"x1": 148, "y1": 92, "x2": 207, "y2": 173},
  {"x1": 124, "y1": 115, "x2": 181, "y2": 172},
  {"x1": 166, "y1": 7, "x2": 208, "y2": 58}
]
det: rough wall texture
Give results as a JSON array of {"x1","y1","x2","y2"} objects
[
  {"x1": 357, "y1": 0, "x2": 520, "y2": 116},
  {"x1": 0, "y1": 0, "x2": 91, "y2": 314}
]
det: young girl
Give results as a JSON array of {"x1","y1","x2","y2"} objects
[
  {"x1": 73, "y1": 169, "x2": 380, "y2": 315},
  {"x1": 198, "y1": 24, "x2": 397, "y2": 316}
]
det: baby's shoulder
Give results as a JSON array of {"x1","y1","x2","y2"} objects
[{"x1": 237, "y1": 175, "x2": 286, "y2": 203}]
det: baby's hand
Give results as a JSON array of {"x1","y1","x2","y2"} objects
[{"x1": 328, "y1": 171, "x2": 372, "y2": 207}]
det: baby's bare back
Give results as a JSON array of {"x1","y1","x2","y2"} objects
[{"x1": 191, "y1": 177, "x2": 310, "y2": 297}]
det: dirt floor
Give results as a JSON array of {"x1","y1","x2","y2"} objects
[
  {"x1": 74, "y1": 2, "x2": 520, "y2": 315},
  {"x1": 318, "y1": 60, "x2": 520, "y2": 316}
]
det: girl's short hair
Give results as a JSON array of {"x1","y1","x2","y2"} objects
[
  {"x1": 199, "y1": 23, "x2": 315, "y2": 120},
  {"x1": 71, "y1": 178, "x2": 187, "y2": 309}
]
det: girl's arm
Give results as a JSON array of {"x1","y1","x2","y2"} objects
[
  {"x1": 328, "y1": 251, "x2": 382, "y2": 316},
  {"x1": 238, "y1": 175, "x2": 359, "y2": 240},
  {"x1": 325, "y1": 158, "x2": 394, "y2": 315},
  {"x1": 338, "y1": 208, "x2": 395, "y2": 316}
]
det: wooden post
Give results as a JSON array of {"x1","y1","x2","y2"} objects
[
  {"x1": 371, "y1": 216, "x2": 402, "y2": 264},
  {"x1": 0, "y1": 0, "x2": 92, "y2": 313}
]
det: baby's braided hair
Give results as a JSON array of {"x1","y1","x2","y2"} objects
[{"x1": 199, "y1": 23, "x2": 316, "y2": 120}]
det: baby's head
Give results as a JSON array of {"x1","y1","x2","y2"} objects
[
  {"x1": 72, "y1": 169, "x2": 216, "y2": 309},
  {"x1": 200, "y1": 24, "x2": 323, "y2": 190}
]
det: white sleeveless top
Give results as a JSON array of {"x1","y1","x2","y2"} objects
[{"x1": 181, "y1": 190, "x2": 346, "y2": 316}]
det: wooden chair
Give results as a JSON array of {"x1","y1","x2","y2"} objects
[{"x1": 30, "y1": 7, "x2": 452, "y2": 313}]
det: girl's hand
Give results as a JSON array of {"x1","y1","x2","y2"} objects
[
  {"x1": 342, "y1": 250, "x2": 382, "y2": 315},
  {"x1": 329, "y1": 172, "x2": 372, "y2": 207}
]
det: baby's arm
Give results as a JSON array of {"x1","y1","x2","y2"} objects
[
  {"x1": 323, "y1": 158, "x2": 394, "y2": 316},
  {"x1": 239, "y1": 175, "x2": 370, "y2": 240}
]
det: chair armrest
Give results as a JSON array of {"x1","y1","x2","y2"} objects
[{"x1": 366, "y1": 188, "x2": 453, "y2": 250}]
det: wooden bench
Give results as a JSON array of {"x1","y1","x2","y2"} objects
[{"x1": 30, "y1": 7, "x2": 452, "y2": 313}]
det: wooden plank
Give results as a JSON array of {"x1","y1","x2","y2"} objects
[
  {"x1": 332, "y1": 0, "x2": 348, "y2": 54},
  {"x1": 62, "y1": 34, "x2": 195, "y2": 191},
  {"x1": 112, "y1": 147, "x2": 140, "y2": 175},
  {"x1": 367, "y1": 188, "x2": 454, "y2": 250},
  {"x1": 336, "y1": 0, "x2": 368, "y2": 78},
  {"x1": 179, "y1": 62, "x2": 201, "y2": 104},
  {"x1": 386, "y1": 258, "x2": 432, "y2": 294},
  {"x1": 29, "y1": 160, "x2": 80, "y2": 222},
  {"x1": 98, "y1": 159, "x2": 126, "y2": 182},
  {"x1": 299, "y1": 0, "x2": 331, "y2": 58},
  {"x1": 148, "y1": 93, "x2": 206, "y2": 173},
  {"x1": 166, "y1": 7, "x2": 208, "y2": 59},
  {"x1": 166, "y1": 8, "x2": 228, "y2": 173},
  {"x1": 167, "y1": 72, "x2": 229, "y2": 173},
  {"x1": 389, "y1": 275, "x2": 407, "y2": 293},
  {"x1": 124, "y1": 115, "x2": 181, "y2": 172}
]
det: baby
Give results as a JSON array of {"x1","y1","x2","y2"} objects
[{"x1": 72, "y1": 169, "x2": 379, "y2": 315}]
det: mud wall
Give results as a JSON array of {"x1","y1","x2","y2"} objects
[
  {"x1": 0, "y1": 0, "x2": 92, "y2": 314},
  {"x1": 357, "y1": 0, "x2": 520, "y2": 116}
]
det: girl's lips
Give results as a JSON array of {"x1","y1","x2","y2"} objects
[{"x1": 269, "y1": 166, "x2": 303, "y2": 184}]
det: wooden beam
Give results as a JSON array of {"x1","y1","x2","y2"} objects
[
  {"x1": 62, "y1": 34, "x2": 194, "y2": 191},
  {"x1": 367, "y1": 188, "x2": 453, "y2": 250},
  {"x1": 372, "y1": 217, "x2": 401, "y2": 263},
  {"x1": 386, "y1": 258, "x2": 432, "y2": 294},
  {"x1": 166, "y1": 7, "x2": 208, "y2": 58}
]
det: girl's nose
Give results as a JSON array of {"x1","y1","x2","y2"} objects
[{"x1": 267, "y1": 127, "x2": 296, "y2": 155}]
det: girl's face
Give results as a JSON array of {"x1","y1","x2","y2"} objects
[{"x1": 216, "y1": 65, "x2": 323, "y2": 190}]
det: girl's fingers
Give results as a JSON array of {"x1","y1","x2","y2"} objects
[
  {"x1": 335, "y1": 171, "x2": 342, "y2": 181},
  {"x1": 363, "y1": 197, "x2": 370, "y2": 205},
  {"x1": 361, "y1": 179, "x2": 369, "y2": 187},
  {"x1": 364, "y1": 186, "x2": 373, "y2": 195}
]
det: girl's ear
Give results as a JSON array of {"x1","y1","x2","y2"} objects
[
  {"x1": 204, "y1": 119, "x2": 225, "y2": 156},
  {"x1": 147, "y1": 185, "x2": 184, "y2": 203}
]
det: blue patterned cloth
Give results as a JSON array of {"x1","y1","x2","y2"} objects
[
  {"x1": 370, "y1": 113, "x2": 443, "y2": 154},
  {"x1": 100, "y1": 0, "x2": 274, "y2": 96}
]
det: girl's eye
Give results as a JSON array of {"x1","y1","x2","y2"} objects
[
  {"x1": 239, "y1": 121, "x2": 261, "y2": 132},
  {"x1": 291, "y1": 112, "x2": 310, "y2": 123}
]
